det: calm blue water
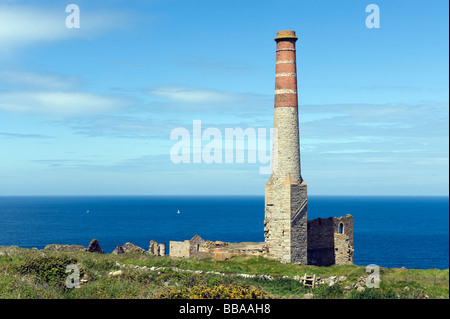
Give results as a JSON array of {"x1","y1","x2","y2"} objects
[{"x1": 0, "y1": 196, "x2": 448, "y2": 270}]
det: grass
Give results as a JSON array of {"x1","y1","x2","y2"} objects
[{"x1": 0, "y1": 246, "x2": 448, "y2": 299}]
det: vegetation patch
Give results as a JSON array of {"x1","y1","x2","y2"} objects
[
  {"x1": 0, "y1": 247, "x2": 448, "y2": 299},
  {"x1": 158, "y1": 283, "x2": 271, "y2": 299}
]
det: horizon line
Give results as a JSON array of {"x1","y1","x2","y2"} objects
[{"x1": 1, "y1": 194, "x2": 448, "y2": 197}]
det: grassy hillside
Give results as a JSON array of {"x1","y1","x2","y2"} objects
[{"x1": 0, "y1": 246, "x2": 448, "y2": 299}]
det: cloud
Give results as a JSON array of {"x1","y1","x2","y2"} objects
[
  {"x1": 0, "y1": 3, "x2": 130, "y2": 52},
  {"x1": 0, "y1": 68, "x2": 137, "y2": 117},
  {"x1": 145, "y1": 85, "x2": 272, "y2": 120},
  {"x1": 0, "y1": 70, "x2": 80, "y2": 90},
  {"x1": 298, "y1": 101, "x2": 449, "y2": 179},
  {"x1": 0, "y1": 5, "x2": 66, "y2": 48},
  {"x1": 147, "y1": 86, "x2": 233, "y2": 103},
  {"x1": 0, "y1": 91, "x2": 135, "y2": 116},
  {"x1": 0, "y1": 132, "x2": 54, "y2": 139},
  {"x1": 0, "y1": 67, "x2": 137, "y2": 117}
]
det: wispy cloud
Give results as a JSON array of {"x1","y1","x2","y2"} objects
[
  {"x1": 0, "y1": 68, "x2": 137, "y2": 117},
  {"x1": 0, "y1": 91, "x2": 135, "y2": 116},
  {"x1": 147, "y1": 86, "x2": 233, "y2": 103},
  {"x1": 0, "y1": 70, "x2": 80, "y2": 90},
  {"x1": 0, "y1": 132, "x2": 54, "y2": 139},
  {"x1": 0, "y1": 3, "x2": 130, "y2": 53},
  {"x1": 298, "y1": 101, "x2": 449, "y2": 179},
  {"x1": 145, "y1": 85, "x2": 272, "y2": 119}
]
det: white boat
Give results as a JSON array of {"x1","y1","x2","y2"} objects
[{"x1": 177, "y1": 210, "x2": 180, "y2": 214}]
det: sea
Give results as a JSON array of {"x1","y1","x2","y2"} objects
[{"x1": 0, "y1": 195, "x2": 448, "y2": 270}]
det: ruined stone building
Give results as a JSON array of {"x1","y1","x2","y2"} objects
[{"x1": 169, "y1": 31, "x2": 354, "y2": 266}]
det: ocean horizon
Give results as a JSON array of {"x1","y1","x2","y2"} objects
[{"x1": 0, "y1": 195, "x2": 448, "y2": 270}]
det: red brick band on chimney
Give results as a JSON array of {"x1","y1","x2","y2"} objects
[{"x1": 274, "y1": 30, "x2": 298, "y2": 108}]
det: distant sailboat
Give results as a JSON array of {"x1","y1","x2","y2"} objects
[{"x1": 177, "y1": 209, "x2": 180, "y2": 214}]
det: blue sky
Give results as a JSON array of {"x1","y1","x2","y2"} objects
[{"x1": 0, "y1": 0, "x2": 448, "y2": 195}]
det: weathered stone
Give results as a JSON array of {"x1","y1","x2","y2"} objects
[
  {"x1": 324, "y1": 276, "x2": 338, "y2": 287},
  {"x1": 214, "y1": 241, "x2": 227, "y2": 247},
  {"x1": 43, "y1": 244, "x2": 86, "y2": 252},
  {"x1": 212, "y1": 249, "x2": 232, "y2": 261},
  {"x1": 149, "y1": 240, "x2": 159, "y2": 255},
  {"x1": 109, "y1": 270, "x2": 123, "y2": 277},
  {"x1": 302, "y1": 293, "x2": 314, "y2": 299},
  {"x1": 86, "y1": 239, "x2": 104, "y2": 254},
  {"x1": 158, "y1": 243, "x2": 166, "y2": 256},
  {"x1": 121, "y1": 242, "x2": 145, "y2": 253},
  {"x1": 264, "y1": 31, "x2": 354, "y2": 266},
  {"x1": 111, "y1": 245, "x2": 125, "y2": 255},
  {"x1": 169, "y1": 235, "x2": 205, "y2": 258},
  {"x1": 356, "y1": 276, "x2": 366, "y2": 287}
]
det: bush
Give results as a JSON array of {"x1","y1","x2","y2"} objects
[
  {"x1": 348, "y1": 287, "x2": 397, "y2": 299},
  {"x1": 246, "y1": 276, "x2": 307, "y2": 297},
  {"x1": 158, "y1": 283, "x2": 271, "y2": 299},
  {"x1": 15, "y1": 255, "x2": 83, "y2": 288}
]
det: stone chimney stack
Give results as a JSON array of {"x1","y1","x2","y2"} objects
[
  {"x1": 273, "y1": 30, "x2": 302, "y2": 185},
  {"x1": 264, "y1": 30, "x2": 308, "y2": 264}
]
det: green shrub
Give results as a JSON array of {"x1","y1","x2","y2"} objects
[
  {"x1": 245, "y1": 276, "x2": 307, "y2": 297},
  {"x1": 158, "y1": 283, "x2": 271, "y2": 299},
  {"x1": 348, "y1": 287, "x2": 397, "y2": 299},
  {"x1": 15, "y1": 255, "x2": 83, "y2": 288}
]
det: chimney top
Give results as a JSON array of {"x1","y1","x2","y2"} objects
[{"x1": 274, "y1": 30, "x2": 298, "y2": 42}]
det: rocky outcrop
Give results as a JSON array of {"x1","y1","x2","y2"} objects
[
  {"x1": 42, "y1": 239, "x2": 105, "y2": 254},
  {"x1": 86, "y1": 239, "x2": 104, "y2": 254},
  {"x1": 122, "y1": 242, "x2": 145, "y2": 253},
  {"x1": 43, "y1": 244, "x2": 86, "y2": 252},
  {"x1": 111, "y1": 245, "x2": 125, "y2": 255},
  {"x1": 111, "y1": 242, "x2": 145, "y2": 254}
]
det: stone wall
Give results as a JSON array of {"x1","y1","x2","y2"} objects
[
  {"x1": 333, "y1": 215, "x2": 354, "y2": 265},
  {"x1": 307, "y1": 215, "x2": 354, "y2": 266},
  {"x1": 289, "y1": 182, "x2": 308, "y2": 264},
  {"x1": 307, "y1": 217, "x2": 335, "y2": 266},
  {"x1": 199, "y1": 241, "x2": 267, "y2": 261},
  {"x1": 265, "y1": 176, "x2": 308, "y2": 264},
  {"x1": 169, "y1": 235, "x2": 206, "y2": 258},
  {"x1": 189, "y1": 235, "x2": 205, "y2": 257},
  {"x1": 169, "y1": 240, "x2": 190, "y2": 258}
]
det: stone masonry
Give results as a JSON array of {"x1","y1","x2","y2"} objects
[
  {"x1": 307, "y1": 215, "x2": 354, "y2": 266},
  {"x1": 263, "y1": 30, "x2": 354, "y2": 265},
  {"x1": 264, "y1": 30, "x2": 308, "y2": 264}
]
